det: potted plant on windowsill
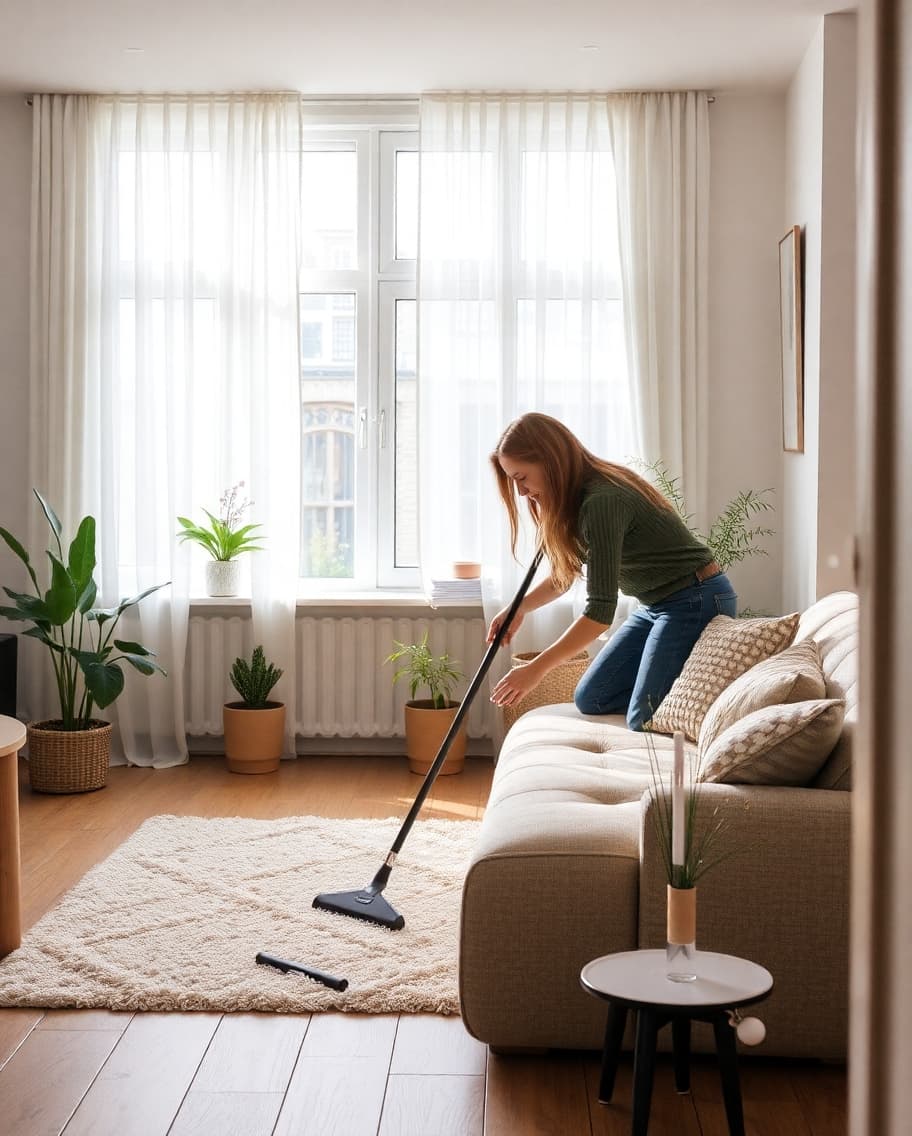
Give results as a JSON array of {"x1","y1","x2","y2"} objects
[
  {"x1": 176, "y1": 482, "x2": 265, "y2": 598},
  {"x1": 0, "y1": 490, "x2": 169, "y2": 793},
  {"x1": 223, "y1": 645, "x2": 285, "y2": 774},
  {"x1": 386, "y1": 631, "x2": 466, "y2": 776}
]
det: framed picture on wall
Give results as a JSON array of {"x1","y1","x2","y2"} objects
[{"x1": 778, "y1": 225, "x2": 804, "y2": 453}]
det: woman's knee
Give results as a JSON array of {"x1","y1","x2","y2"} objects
[
  {"x1": 573, "y1": 676, "x2": 602, "y2": 715},
  {"x1": 625, "y1": 699, "x2": 649, "y2": 732}
]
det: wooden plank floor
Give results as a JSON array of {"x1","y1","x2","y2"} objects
[{"x1": 0, "y1": 752, "x2": 846, "y2": 1135}]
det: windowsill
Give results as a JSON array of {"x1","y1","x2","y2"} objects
[{"x1": 188, "y1": 590, "x2": 483, "y2": 613}]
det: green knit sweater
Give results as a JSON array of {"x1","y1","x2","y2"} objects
[{"x1": 577, "y1": 477, "x2": 714, "y2": 624}]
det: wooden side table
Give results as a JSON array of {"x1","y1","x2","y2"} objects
[
  {"x1": 0, "y1": 715, "x2": 27, "y2": 957},
  {"x1": 580, "y1": 949, "x2": 773, "y2": 1136}
]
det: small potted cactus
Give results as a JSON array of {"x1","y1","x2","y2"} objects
[{"x1": 222, "y1": 645, "x2": 285, "y2": 774}]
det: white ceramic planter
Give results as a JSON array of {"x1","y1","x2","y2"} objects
[{"x1": 205, "y1": 559, "x2": 241, "y2": 597}]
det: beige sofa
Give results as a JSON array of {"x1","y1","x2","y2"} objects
[{"x1": 459, "y1": 591, "x2": 856, "y2": 1059}]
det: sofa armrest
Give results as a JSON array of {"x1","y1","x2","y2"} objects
[{"x1": 639, "y1": 783, "x2": 851, "y2": 1058}]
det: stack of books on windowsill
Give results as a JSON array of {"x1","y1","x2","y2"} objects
[{"x1": 427, "y1": 577, "x2": 483, "y2": 607}]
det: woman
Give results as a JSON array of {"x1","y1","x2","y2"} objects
[{"x1": 487, "y1": 413, "x2": 737, "y2": 730}]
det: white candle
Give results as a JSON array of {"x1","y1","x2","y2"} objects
[{"x1": 672, "y1": 731, "x2": 685, "y2": 869}]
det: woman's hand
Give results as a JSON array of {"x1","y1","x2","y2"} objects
[
  {"x1": 486, "y1": 605, "x2": 525, "y2": 646},
  {"x1": 490, "y1": 656, "x2": 545, "y2": 707}
]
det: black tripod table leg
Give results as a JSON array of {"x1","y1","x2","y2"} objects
[
  {"x1": 631, "y1": 1009, "x2": 660, "y2": 1136},
  {"x1": 671, "y1": 1015, "x2": 692, "y2": 1094},
  {"x1": 712, "y1": 1011, "x2": 746, "y2": 1136},
  {"x1": 598, "y1": 1001, "x2": 628, "y2": 1103}
]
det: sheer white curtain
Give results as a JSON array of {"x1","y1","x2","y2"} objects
[
  {"x1": 29, "y1": 94, "x2": 302, "y2": 766},
  {"x1": 607, "y1": 92, "x2": 711, "y2": 525},
  {"x1": 417, "y1": 93, "x2": 639, "y2": 667}
]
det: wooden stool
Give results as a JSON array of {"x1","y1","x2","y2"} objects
[{"x1": 0, "y1": 715, "x2": 26, "y2": 957}]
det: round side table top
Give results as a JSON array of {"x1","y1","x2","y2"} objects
[
  {"x1": 0, "y1": 716, "x2": 27, "y2": 757},
  {"x1": 580, "y1": 950, "x2": 773, "y2": 1012}
]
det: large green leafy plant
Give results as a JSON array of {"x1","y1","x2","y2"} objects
[
  {"x1": 0, "y1": 490, "x2": 169, "y2": 730},
  {"x1": 176, "y1": 482, "x2": 264, "y2": 562},
  {"x1": 386, "y1": 632, "x2": 464, "y2": 709}
]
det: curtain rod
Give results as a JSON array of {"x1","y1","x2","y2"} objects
[
  {"x1": 421, "y1": 89, "x2": 717, "y2": 101},
  {"x1": 25, "y1": 92, "x2": 714, "y2": 107},
  {"x1": 24, "y1": 93, "x2": 419, "y2": 106}
]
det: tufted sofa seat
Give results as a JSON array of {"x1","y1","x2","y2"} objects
[{"x1": 459, "y1": 591, "x2": 857, "y2": 1058}]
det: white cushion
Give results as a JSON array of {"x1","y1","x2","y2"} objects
[
  {"x1": 698, "y1": 698, "x2": 846, "y2": 786},
  {"x1": 698, "y1": 638, "x2": 826, "y2": 759}
]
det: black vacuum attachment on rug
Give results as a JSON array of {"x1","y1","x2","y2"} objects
[
  {"x1": 255, "y1": 951, "x2": 348, "y2": 991},
  {"x1": 312, "y1": 549, "x2": 544, "y2": 932}
]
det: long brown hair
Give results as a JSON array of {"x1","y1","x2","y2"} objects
[{"x1": 490, "y1": 412, "x2": 674, "y2": 590}]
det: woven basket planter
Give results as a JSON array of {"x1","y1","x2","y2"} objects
[
  {"x1": 26, "y1": 720, "x2": 112, "y2": 794},
  {"x1": 502, "y1": 650, "x2": 591, "y2": 733}
]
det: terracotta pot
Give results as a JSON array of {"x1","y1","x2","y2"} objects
[
  {"x1": 222, "y1": 701, "x2": 285, "y2": 774},
  {"x1": 26, "y1": 719, "x2": 112, "y2": 794},
  {"x1": 403, "y1": 700, "x2": 466, "y2": 776}
]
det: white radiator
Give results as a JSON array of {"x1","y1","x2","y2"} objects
[{"x1": 185, "y1": 612, "x2": 496, "y2": 740}]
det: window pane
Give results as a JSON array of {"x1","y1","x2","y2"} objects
[
  {"x1": 419, "y1": 151, "x2": 496, "y2": 265},
  {"x1": 395, "y1": 150, "x2": 418, "y2": 261},
  {"x1": 300, "y1": 293, "x2": 356, "y2": 578},
  {"x1": 515, "y1": 298, "x2": 632, "y2": 456},
  {"x1": 394, "y1": 299, "x2": 418, "y2": 567},
  {"x1": 301, "y1": 150, "x2": 357, "y2": 270},
  {"x1": 520, "y1": 151, "x2": 620, "y2": 282}
]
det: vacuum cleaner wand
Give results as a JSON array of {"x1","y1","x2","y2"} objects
[{"x1": 313, "y1": 548, "x2": 545, "y2": 930}]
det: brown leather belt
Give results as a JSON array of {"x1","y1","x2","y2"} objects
[{"x1": 695, "y1": 560, "x2": 722, "y2": 582}]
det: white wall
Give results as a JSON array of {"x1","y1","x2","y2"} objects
[
  {"x1": 707, "y1": 93, "x2": 786, "y2": 615},
  {"x1": 816, "y1": 14, "x2": 858, "y2": 599},
  {"x1": 0, "y1": 96, "x2": 32, "y2": 628},
  {"x1": 783, "y1": 29, "x2": 825, "y2": 611},
  {"x1": 781, "y1": 13, "x2": 858, "y2": 612},
  {"x1": 0, "y1": 80, "x2": 848, "y2": 627}
]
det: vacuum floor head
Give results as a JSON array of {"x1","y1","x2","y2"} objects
[{"x1": 313, "y1": 888, "x2": 405, "y2": 931}]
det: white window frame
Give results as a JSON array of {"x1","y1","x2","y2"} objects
[
  {"x1": 377, "y1": 131, "x2": 418, "y2": 587},
  {"x1": 297, "y1": 119, "x2": 418, "y2": 592},
  {"x1": 377, "y1": 282, "x2": 417, "y2": 586}
]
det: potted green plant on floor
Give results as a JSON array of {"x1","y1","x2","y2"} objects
[
  {"x1": 223, "y1": 645, "x2": 285, "y2": 774},
  {"x1": 386, "y1": 631, "x2": 466, "y2": 775},
  {"x1": 0, "y1": 490, "x2": 169, "y2": 793},
  {"x1": 176, "y1": 481, "x2": 265, "y2": 597}
]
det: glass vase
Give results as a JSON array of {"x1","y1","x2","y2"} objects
[{"x1": 666, "y1": 884, "x2": 697, "y2": 982}]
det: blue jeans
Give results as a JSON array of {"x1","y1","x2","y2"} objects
[{"x1": 574, "y1": 572, "x2": 738, "y2": 731}]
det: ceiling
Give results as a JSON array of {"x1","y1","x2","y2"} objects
[{"x1": 0, "y1": 0, "x2": 857, "y2": 98}]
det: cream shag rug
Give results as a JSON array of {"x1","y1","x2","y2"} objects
[{"x1": 0, "y1": 814, "x2": 481, "y2": 1015}]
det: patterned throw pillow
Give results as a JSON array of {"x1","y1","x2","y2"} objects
[
  {"x1": 698, "y1": 698, "x2": 846, "y2": 785},
  {"x1": 648, "y1": 612, "x2": 800, "y2": 742},
  {"x1": 698, "y1": 639, "x2": 826, "y2": 759}
]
